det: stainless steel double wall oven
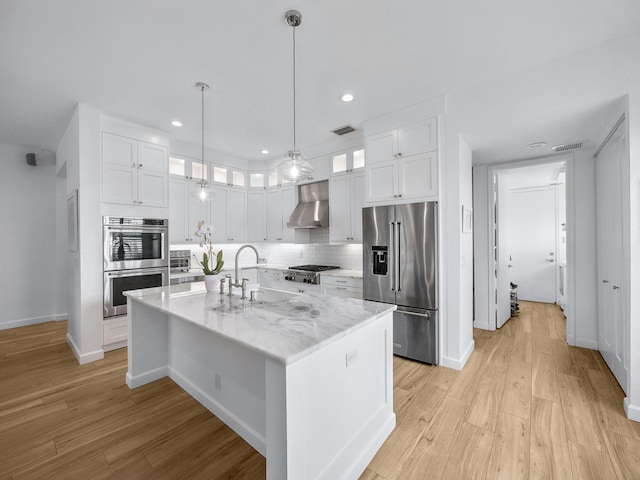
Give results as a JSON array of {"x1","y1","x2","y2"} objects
[{"x1": 103, "y1": 216, "x2": 169, "y2": 318}]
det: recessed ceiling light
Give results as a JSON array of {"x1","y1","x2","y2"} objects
[
  {"x1": 261, "y1": 149, "x2": 270, "y2": 155},
  {"x1": 340, "y1": 93, "x2": 354, "y2": 102},
  {"x1": 171, "y1": 120, "x2": 183, "y2": 127},
  {"x1": 526, "y1": 142, "x2": 547, "y2": 149}
]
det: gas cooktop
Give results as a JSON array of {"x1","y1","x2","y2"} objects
[{"x1": 288, "y1": 265, "x2": 340, "y2": 272}]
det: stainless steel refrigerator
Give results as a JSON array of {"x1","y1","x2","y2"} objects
[{"x1": 363, "y1": 201, "x2": 438, "y2": 364}]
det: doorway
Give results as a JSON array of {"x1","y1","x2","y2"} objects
[{"x1": 490, "y1": 158, "x2": 567, "y2": 330}]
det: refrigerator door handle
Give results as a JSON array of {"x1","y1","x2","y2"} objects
[
  {"x1": 389, "y1": 221, "x2": 395, "y2": 291},
  {"x1": 396, "y1": 221, "x2": 402, "y2": 292}
]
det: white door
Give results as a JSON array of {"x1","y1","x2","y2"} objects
[
  {"x1": 596, "y1": 122, "x2": 627, "y2": 393},
  {"x1": 508, "y1": 187, "x2": 557, "y2": 303},
  {"x1": 495, "y1": 172, "x2": 511, "y2": 328}
]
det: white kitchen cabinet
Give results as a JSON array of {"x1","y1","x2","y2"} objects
[
  {"x1": 365, "y1": 118, "x2": 437, "y2": 165},
  {"x1": 364, "y1": 118, "x2": 438, "y2": 204},
  {"x1": 169, "y1": 177, "x2": 210, "y2": 243},
  {"x1": 169, "y1": 154, "x2": 210, "y2": 182},
  {"x1": 330, "y1": 171, "x2": 364, "y2": 243},
  {"x1": 267, "y1": 185, "x2": 295, "y2": 242},
  {"x1": 365, "y1": 151, "x2": 437, "y2": 204},
  {"x1": 321, "y1": 275, "x2": 363, "y2": 299},
  {"x1": 102, "y1": 132, "x2": 168, "y2": 207},
  {"x1": 211, "y1": 186, "x2": 246, "y2": 242},
  {"x1": 247, "y1": 190, "x2": 267, "y2": 241},
  {"x1": 103, "y1": 316, "x2": 128, "y2": 350}
]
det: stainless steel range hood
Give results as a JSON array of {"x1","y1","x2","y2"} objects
[{"x1": 287, "y1": 180, "x2": 329, "y2": 228}]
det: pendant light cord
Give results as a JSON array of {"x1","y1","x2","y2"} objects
[
  {"x1": 201, "y1": 84, "x2": 205, "y2": 182},
  {"x1": 292, "y1": 24, "x2": 297, "y2": 152}
]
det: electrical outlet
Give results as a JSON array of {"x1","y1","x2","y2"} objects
[
  {"x1": 258, "y1": 257, "x2": 267, "y2": 264},
  {"x1": 214, "y1": 373, "x2": 222, "y2": 391},
  {"x1": 346, "y1": 348, "x2": 359, "y2": 367}
]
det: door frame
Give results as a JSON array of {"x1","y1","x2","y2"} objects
[{"x1": 483, "y1": 154, "x2": 575, "y2": 344}]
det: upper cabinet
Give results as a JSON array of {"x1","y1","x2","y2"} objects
[
  {"x1": 102, "y1": 132, "x2": 168, "y2": 208},
  {"x1": 168, "y1": 177, "x2": 210, "y2": 243},
  {"x1": 212, "y1": 164, "x2": 246, "y2": 188},
  {"x1": 331, "y1": 148, "x2": 365, "y2": 176},
  {"x1": 267, "y1": 185, "x2": 295, "y2": 242},
  {"x1": 330, "y1": 171, "x2": 364, "y2": 243},
  {"x1": 364, "y1": 118, "x2": 438, "y2": 205}
]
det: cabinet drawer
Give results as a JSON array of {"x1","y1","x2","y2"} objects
[
  {"x1": 322, "y1": 284, "x2": 363, "y2": 299},
  {"x1": 103, "y1": 317, "x2": 128, "y2": 345},
  {"x1": 321, "y1": 275, "x2": 362, "y2": 288}
]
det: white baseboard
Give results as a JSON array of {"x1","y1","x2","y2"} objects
[
  {"x1": 473, "y1": 320, "x2": 491, "y2": 330},
  {"x1": 624, "y1": 397, "x2": 640, "y2": 423},
  {"x1": 574, "y1": 338, "x2": 599, "y2": 350},
  {"x1": 66, "y1": 333, "x2": 104, "y2": 365},
  {"x1": 440, "y1": 340, "x2": 475, "y2": 371},
  {"x1": 126, "y1": 366, "x2": 167, "y2": 389},
  {"x1": 103, "y1": 340, "x2": 127, "y2": 352},
  {"x1": 168, "y1": 367, "x2": 267, "y2": 456},
  {"x1": 0, "y1": 313, "x2": 66, "y2": 330}
]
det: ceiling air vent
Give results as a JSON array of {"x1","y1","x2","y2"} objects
[
  {"x1": 332, "y1": 125, "x2": 356, "y2": 136},
  {"x1": 551, "y1": 142, "x2": 583, "y2": 153}
]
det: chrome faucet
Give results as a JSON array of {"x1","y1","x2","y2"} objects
[{"x1": 233, "y1": 244, "x2": 260, "y2": 290}]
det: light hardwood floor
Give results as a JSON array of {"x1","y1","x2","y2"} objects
[{"x1": 1, "y1": 302, "x2": 639, "y2": 479}]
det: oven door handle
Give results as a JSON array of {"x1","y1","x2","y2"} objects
[{"x1": 106, "y1": 267, "x2": 168, "y2": 278}]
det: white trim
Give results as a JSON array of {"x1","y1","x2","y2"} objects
[
  {"x1": 125, "y1": 366, "x2": 168, "y2": 389},
  {"x1": 624, "y1": 397, "x2": 640, "y2": 423},
  {"x1": 574, "y1": 338, "x2": 598, "y2": 350},
  {"x1": 168, "y1": 366, "x2": 267, "y2": 457},
  {"x1": 0, "y1": 313, "x2": 67, "y2": 330},
  {"x1": 103, "y1": 340, "x2": 127, "y2": 352},
  {"x1": 473, "y1": 320, "x2": 491, "y2": 330},
  {"x1": 440, "y1": 340, "x2": 475, "y2": 370},
  {"x1": 66, "y1": 333, "x2": 104, "y2": 364},
  {"x1": 485, "y1": 154, "x2": 573, "y2": 340}
]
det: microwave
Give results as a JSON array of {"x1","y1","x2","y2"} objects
[{"x1": 170, "y1": 249, "x2": 192, "y2": 272}]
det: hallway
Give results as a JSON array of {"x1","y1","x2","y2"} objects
[{"x1": 364, "y1": 301, "x2": 640, "y2": 479}]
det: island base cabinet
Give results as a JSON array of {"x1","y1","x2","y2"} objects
[
  {"x1": 126, "y1": 298, "x2": 395, "y2": 480},
  {"x1": 266, "y1": 315, "x2": 395, "y2": 480}
]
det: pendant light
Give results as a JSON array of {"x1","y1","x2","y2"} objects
[
  {"x1": 189, "y1": 82, "x2": 215, "y2": 202},
  {"x1": 277, "y1": 9, "x2": 313, "y2": 183}
]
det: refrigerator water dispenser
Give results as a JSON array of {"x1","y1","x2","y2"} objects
[{"x1": 372, "y1": 246, "x2": 388, "y2": 275}]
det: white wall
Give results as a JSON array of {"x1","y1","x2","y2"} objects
[
  {"x1": 57, "y1": 103, "x2": 104, "y2": 364},
  {"x1": 440, "y1": 114, "x2": 475, "y2": 369},
  {"x1": 0, "y1": 142, "x2": 61, "y2": 329},
  {"x1": 566, "y1": 150, "x2": 598, "y2": 348}
]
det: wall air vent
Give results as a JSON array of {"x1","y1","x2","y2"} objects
[
  {"x1": 551, "y1": 142, "x2": 583, "y2": 152},
  {"x1": 332, "y1": 125, "x2": 356, "y2": 136}
]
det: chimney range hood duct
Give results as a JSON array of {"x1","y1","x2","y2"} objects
[{"x1": 287, "y1": 180, "x2": 329, "y2": 228}]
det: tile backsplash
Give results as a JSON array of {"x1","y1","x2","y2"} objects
[{"x1": 173, "y1": 241, "x2": 363, "y2": 271}]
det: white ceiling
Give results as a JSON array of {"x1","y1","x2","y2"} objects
[{"x1": 1, "y1": 1, "x2": 639, "y2": 164}]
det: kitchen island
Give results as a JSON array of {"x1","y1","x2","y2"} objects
[{"x1": 125, "y1": 283, "x2": 396, "y2": 480}]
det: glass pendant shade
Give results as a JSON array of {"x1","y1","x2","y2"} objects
[
  {"x1": 189, "y1": 179, "x2": 215, "y2": 202},
  {"x1": 278, "y1": 149, "x2": 313, "y2": 183},
  {"x1": 277, "y1": 9, "x2": 313, "y2": 184}
]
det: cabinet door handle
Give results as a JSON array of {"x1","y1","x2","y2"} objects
[
  {"x1": 398, "y1": 152, "x2": 402, "y2": 157},
  {"x1": 602, "y1": 279, "x2": 609, "y2": 283},
  {"x1": 138, "y1": 164, "x2": 143, "y2": 168},
  {"x1": 613, "y1": 285, "x2": 620, "y2": 290},
  {"x1": 336, "y1": 280, "x2": 347, "y2": 283}
]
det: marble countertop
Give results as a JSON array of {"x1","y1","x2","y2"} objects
[
  {"x1": 125, "y1": 283, "x2": 394, "y2": 365},
  {"x1": 319, "y1": 269, "x2": 363, "y2": 279}
]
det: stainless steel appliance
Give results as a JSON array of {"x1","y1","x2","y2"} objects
[
  {"x1": 170, "y1": 249, "x2": 192, "y2": 272},
  {"x1": 103, "y1": 216, "x2": 169, "y2": 318},
  {"x1": 103, "y1": 267, "x2": 168, "y2": 318},
  {"x1": 284, "y1": 265, "x2": 340, "y2": 285},
  {"x1": 363, "y1": 202, "x2": 438, "y2": 364},
  {"x1": 287, "y1": 181, "x2": 329, "y2": 228},
  {"x1": 103, "y1": 216, "x2": 169, "y2": 271}
]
